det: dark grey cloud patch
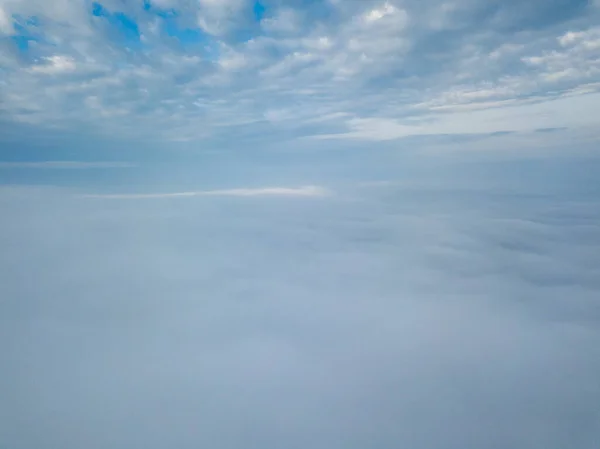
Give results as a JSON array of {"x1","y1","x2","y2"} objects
[
  {"x1": 1, "y1": 184, "x2": 599, "y2": 449},
  {"x1": 535, "y1": 127, "x2": 569, "y2": 133}
]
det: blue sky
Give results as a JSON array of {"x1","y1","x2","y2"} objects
[{"x1": 1, "y1": 1, "x2": 600, "y2": 448}]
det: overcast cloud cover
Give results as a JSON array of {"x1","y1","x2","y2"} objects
[{"x1": 1, "y1": 0, "x2": 600, "y2": 448}]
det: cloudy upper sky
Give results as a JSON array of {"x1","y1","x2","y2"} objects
[
  {"x1": 1, "y1": 1, "x2": 600, "y2": 449},
  {"x1": 1, "y1": 0, "x2": 599, "y2": 149}
]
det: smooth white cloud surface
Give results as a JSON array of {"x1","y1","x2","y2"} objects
[{"x1": 1, "y1": 184, "x2": 599, "y2": 449}]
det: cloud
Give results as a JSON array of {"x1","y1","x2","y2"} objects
[
  {"x1": 81, "y1": 185, "x2": 331, "y2": 199},
  {"x1": 313, "y1": 91, "x2": 600, "y2": 140},
  {"x1": 0, "y1": 5, "x2": 12, "y2": 35},
  {"x1": 1, "y1": 1, "x2": 599, "y2": 445},
  {"x1": 260, "y1": 8, "x2": 302, "y2": 34},
  {"x1": 28, "y1": 55, "x2": 77, "y2": 75},
  {"x1": 363, "y1": 1, "x2": 406, "y2": 25},
  {"x1": 195, "y1": 0, "x2": 252, "y2": 37},
  {"x1": 0, "y1": 0, "x2": 598, "y2": 145},
  {"x1": 1, "y1": 183, "x2": 599, "y2": 449}
]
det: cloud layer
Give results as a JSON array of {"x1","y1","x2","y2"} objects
[
  {"x1": 1, "y1": 0, "x2": 599, "y2": 145},
  {"x1": 1, "y1": 184, "x2": 599, "y2": 449},
  {"x1": 1, "y1": 2, "x2": 600, "y2": 447}
]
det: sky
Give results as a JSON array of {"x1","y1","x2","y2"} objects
[{"x1": 1, "y1": 0, "x2": 600, "y2": 448}]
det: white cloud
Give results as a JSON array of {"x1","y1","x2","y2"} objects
[
  {"x1": 315, "y1": 91, "x2": 600, "y2": 140},
  {"x1": 364, "y1": 2, "x2": 403, "y2": 23},
  {"x1": 29, "y1": 55, "x2": 77, "y2": 75},
  {"x1": 0, "y1": 5, "x2": 13, "y2": 35},
  {"x1": 518, "y1": 28, "x2": 600, "y2": 88},
  {"x1": 218, "y1": 49, "x2": 247, "y2": 71},
  {"x1": 488, "y1": 43, "x2": 524, "y2": 60},
  {"x1": 303, "y1": 36, "x2": 333, "y2": 51},
  {"x1": 2, "y1": 183, "x2": 600, "y2": 449},
  {"x1": 559, "y1": 31, "x2": 587, "y2": 47},
  {"x1": 197, "y1": 0, "x2": 245, "y2": 36},
  {"x1": 559, "y1": 28, "x2": 600, "y2": 48}
]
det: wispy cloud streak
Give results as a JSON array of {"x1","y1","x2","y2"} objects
[{"x1": 81, "y1": 185, "x2": 332, "y2": 199}]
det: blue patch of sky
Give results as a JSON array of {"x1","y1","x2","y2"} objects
[
  {"x1": 253, "y1": 1, "x2": 266, "y2": 21},
  {"x1": 10, "y1": 35, "x2": 32, "y2": 51},
  {"x1": 160, "y1": 17, "x2": 219, "y2": 60},
  {"x1": 143, "y1": 0, "x2": 177, "y2": 18},
  {"x1": 91, "y1": 2, "x2": 106, "y2": 16},
  {"x1": 92, "y1": 2, "x2": 141, "y2": 46},
  {"x1": 162, "y1": 18, "x2": 207, "y2": 44},
  {"x1": 296, "y1": 0, "x2": 337, "y2": 22},
  {"x1": 9, "y1": 16, "x2": 42, "y2": 52},
  {"x1": 127, "y1": 1, "x2": 220, "y2": 58},
  {"x1": 144, "y1": 0, "x2": 264, "y2": 46},
  {"x1": 232, "y1": 27, "x2": 263, "y2": 43},
  {"x1": 24, "y1": 15, "x2": 40, "y2": 27},
  {"x1": 225, "y1": 2, "x2": 267, "y2": 43}
]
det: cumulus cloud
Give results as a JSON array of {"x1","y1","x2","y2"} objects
[{"x1": 1, "y1": 183, "x2": 599, "y2": 449}]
